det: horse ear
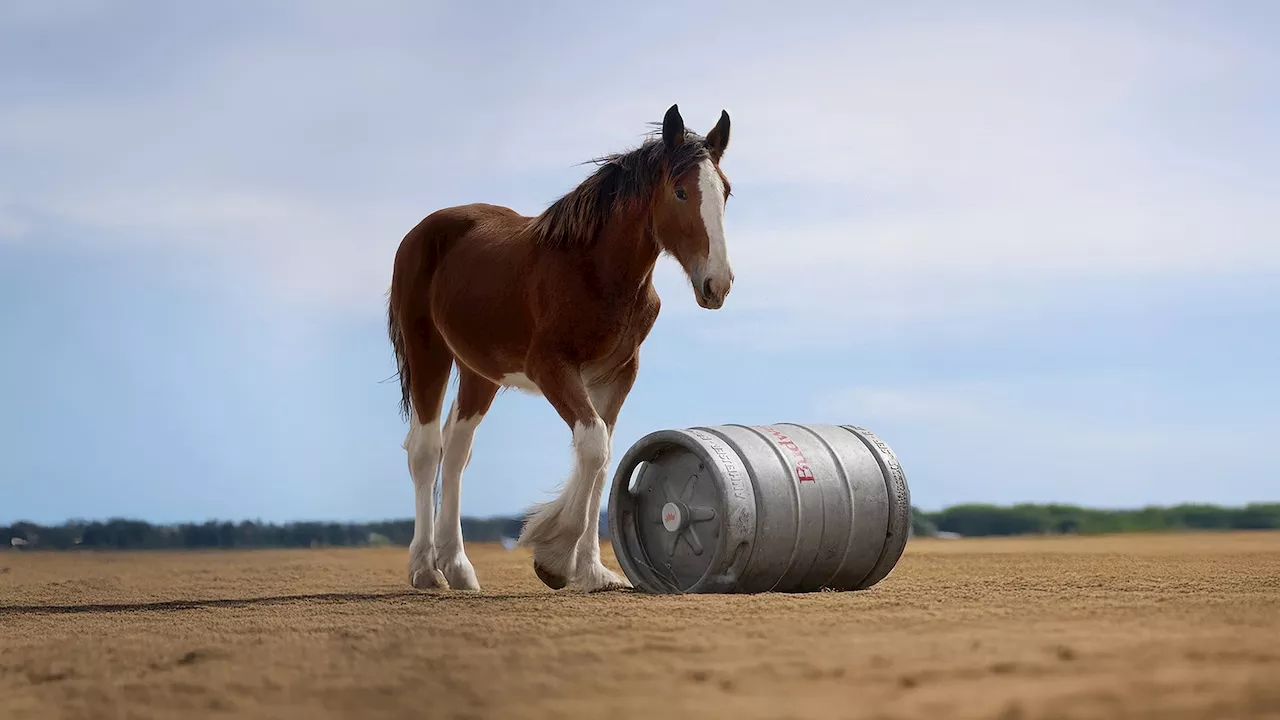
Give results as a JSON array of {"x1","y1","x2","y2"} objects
[
  {"x1": 662, "y1": 104, "x2": 685, "y2": 151},
  {"x1": 706, "y1": 110, "x2": 731, "y2": 162}
]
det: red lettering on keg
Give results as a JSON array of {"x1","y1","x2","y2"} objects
[{"x1": 764, "y1": 427, "x2": 817, "y2": 484}]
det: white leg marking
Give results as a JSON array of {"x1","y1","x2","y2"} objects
[
  {"x1": 573, "y1": 418, "x2": 610, "y2": 477},
  {"x1": 519, "y1": 417, "x2": 614, "y2": 589},
  {"x1": 436, "y1": 402, "x2": 482, "y2": 590},
  {"x1": 405, "y1": 416, "x2": 447, "y2": 589},
  {"x1": 697, "y1": 158, "x2": 732, "y2": 284},
  {"x1": 573, "y1": 384, "x2": 630, "y2": 591}
]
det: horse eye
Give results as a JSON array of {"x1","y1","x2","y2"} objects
[{"x1": 675, "y1": 187, "x2": 688, "y2": 201}]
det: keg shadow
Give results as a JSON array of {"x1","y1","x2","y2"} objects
[{"x1": 0, "y1": 590, "x2": 573, "y2": 617}]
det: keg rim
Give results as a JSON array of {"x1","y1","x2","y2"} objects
[{"x1": 608, "y1": 428, "x2": 742, "y2": 594}]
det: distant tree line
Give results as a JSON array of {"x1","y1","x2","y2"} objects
[
  {"x1": 2, "y1": 515, "x2": 532, "y2": 551},
  {"x1": 4, "y1": 503, "x2": 1278, "y2": 550},
  {"x1": 910, "y1": 502, "x2": 1280, "y2": 537}
]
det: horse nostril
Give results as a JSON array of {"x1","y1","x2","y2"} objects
[{"x1": 702, "y1": 277, "x2": 714, "y2": 299}]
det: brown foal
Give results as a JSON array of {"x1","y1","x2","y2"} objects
[{"x1": 387, "y1": 104, "x2": 735, "y2": 592}]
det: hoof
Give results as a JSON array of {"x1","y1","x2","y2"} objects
[
  {"x1": 578, "y1": 565, "x2": 633, "y2": 593},
  {"x1": 586, "y1": 578, "x2": 633, "y2": 593},
  {"x1": 534, "y1": 562, "x2": 568, "y2": 590},
  {"x1": 439, "y1": 556, "x2": 481, "y2": 591},
  {"x1": 410, "y1": 567, "x2": 449, "y2": 590}
]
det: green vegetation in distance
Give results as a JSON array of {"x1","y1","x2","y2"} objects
[
  {"x1": 910, "y1": 502, "x2": 1280, "y2": 538},
  {"x1": 3, "y1": 503, "x2": 1278, "y2": 551}
]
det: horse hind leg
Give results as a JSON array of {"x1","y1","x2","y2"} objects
[
  {"x1": 434, "y1": 367, "x2": 498, "y2": 591},
  {"x1": 400, "y1": 324, "x2": 453, "y2": 590}
]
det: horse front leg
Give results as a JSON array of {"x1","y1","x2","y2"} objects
[
  {"x1": 517, "y1": 355, "x2": 628, "y2": 592},
  {"x1": 576, "y1": 360, "x2": 640, "y2": 590}
]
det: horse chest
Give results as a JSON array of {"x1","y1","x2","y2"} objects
[{"x1": 591, "y1": 291, "x2": 659, "y2": 355}]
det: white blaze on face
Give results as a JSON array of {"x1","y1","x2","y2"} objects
[{"x1": 697, "y1": 158, "x2": 731, "y2": 286}]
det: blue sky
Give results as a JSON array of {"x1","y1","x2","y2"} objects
[{"x1": 2, "y1": 1, "x2": 1277, "y2": 524}]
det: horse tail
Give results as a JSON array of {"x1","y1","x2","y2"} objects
[
  {"x1": 388, "y1": 210, "x2": 469, "y2": 423},
  {"x1": 387, "y1": 218, "x2": 439, "y2": 423},
  {"x1": 387, "y1": 297, "x2": 413, "y2": 421}
]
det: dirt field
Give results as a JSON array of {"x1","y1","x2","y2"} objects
[{"x1": 2, "y1": 532, "x2": 1278, "y2": 720}]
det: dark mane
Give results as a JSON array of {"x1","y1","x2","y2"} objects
[{"x1": 528, "y1": 127, "x2": 710, "y2": 248}]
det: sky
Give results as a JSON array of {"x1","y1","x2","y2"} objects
[{"x1": 2, "y1": 0, "x2": 1278, "y2": 525}]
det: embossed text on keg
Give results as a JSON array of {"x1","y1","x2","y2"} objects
[
  {"x1": 691, "y1": 431, "x2": 748, "y2": 499},
  {"x1": 857, "y1": 427, "x2": 905, "y2": 478},
  {"x1": 763, "y1": 427, "x2": 817, "y2": 483}
]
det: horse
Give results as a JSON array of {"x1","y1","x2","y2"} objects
[{"x1": 386, "y1": 103, "x2": 734, "y2": 592}]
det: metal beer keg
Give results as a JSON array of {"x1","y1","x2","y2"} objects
[{"x1": 607, "y1": 423, "x2": 911, "y2": 593}]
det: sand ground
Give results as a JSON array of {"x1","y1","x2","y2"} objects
[{"x1": 2, "y1": 531, "x2": 1278, "y2": 719}]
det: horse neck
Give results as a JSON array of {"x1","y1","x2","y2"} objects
[{"x1": 588, "y1": 207, "x2": 660, "y2": 296}]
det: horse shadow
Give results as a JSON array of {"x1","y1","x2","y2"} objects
[{"x1": 0, "y1": 588, "x2": 637, "y2": 617}]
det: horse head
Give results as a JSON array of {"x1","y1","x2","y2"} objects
[{"x1": 650, "y1": 104, "x2": 734, "y2": 310}]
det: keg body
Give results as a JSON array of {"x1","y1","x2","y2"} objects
[{"x1": 607, "y1": 423, "x2": 910, "y2": 594}]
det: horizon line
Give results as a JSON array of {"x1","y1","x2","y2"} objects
[{"x1": 6, "y1": 499, "x2": 1280, "y2": 528}]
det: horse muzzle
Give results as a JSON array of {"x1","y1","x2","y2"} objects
[{"x1": 694, "y1": 273, "x2": 732, "y2": 310}]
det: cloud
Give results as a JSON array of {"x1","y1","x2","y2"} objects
[
  {"x1": 1, "y1": 2, "x2": 1275, "y2": 325},
  {"x1": 714, "y1": 187, "x2": 1280, "y2": 310},
  {"x1": 36, "y1": 186, "x2": 409, "y2": 308},
  {"x1": 815, "y1": 375, "x2": 1279, "y2": 508}
]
